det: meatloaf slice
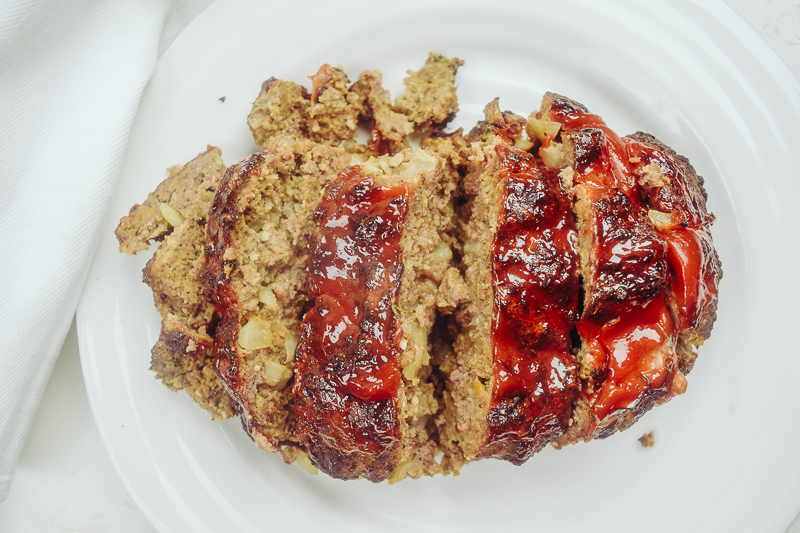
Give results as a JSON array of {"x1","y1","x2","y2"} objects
[
  {"x1": 435, "y1": 101, "x2": 581, "y2": 466},
  {"x1": 201, "y1": 136, "x2": 353, "y2": 459},
  {"x1": 293, "y1": 148, "x2": 462, "y2": 482},
  {"x1": 115, "y1": 146, "x2": 234, "y2": 420}
]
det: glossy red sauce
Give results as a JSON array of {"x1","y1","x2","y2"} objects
[
  {"x1": 628, "y1": 142, "x2": 720, "y2": 331},
  {"x1": 545, "y1": 100, "x2": 638, "y2": 197},
  {"x1": 486, "y1": 144, "x2": 580, "y2": 460},
  {"x1": 293, "y1": 166, "x2": 411, "y2": 474},
  {"x1": 664, "y1": 227, "x2": 719, "y2": 330},
  {"x1": 545, "y1": 95, "x2": 718, "y2": 424},
  {"x1": 548, "y1": 97, "x2": 719, "y2": 336},
  {"x1": 578, "y1": 296, "x2": 676, "y2": 421}
]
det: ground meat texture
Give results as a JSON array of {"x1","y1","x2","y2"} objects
[
  {"x1": 394, "y1": 53, "x2": 463, "y2": 130},
  {"x1": 248, "y1": 65, "x2": 363, "y2": 148},
  {"x1": 351, "y1": 70, "x2": 413, "y2": 155},
  {"x1": 115, "y1": 146, "x2": 235, "y2": 420},
  {"x1": 116, "y1": 146, "x2": 225, "y2": 255},
  {"x1": 201, "y1": 137, "x2": 352, "y2": 456}
]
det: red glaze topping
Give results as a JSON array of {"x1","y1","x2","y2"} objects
[
  {"x1": 547, "y1": 96, "x2": 719, "y2": 335},
  {"x1": 486, "y1": 144, "x2": 580, "y2": 462},
  {"x1": 573, "y1": 178, "x2": 674, "y2": 423},
  {"x1": 579, "y1": 185, "x2": 669, "y2": 320},
  {"x1": 293, "y1": 166, "x2": 411, "y2": 481},
  {"x1": 544, "y1": 94, "x2": 718, "y2": 425},
  {"x1": 546, "y1": 97, "x2": 638, "y2": 197},
  {"x1": 578, "y1": 296, "x2": 678, "y2": 422},
  {"x1": 664, "y1": 227, "x2": 720, "y2": 331}
]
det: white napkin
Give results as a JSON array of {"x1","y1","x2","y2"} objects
[{"x1": 0, "y1": 0, "x2": 213, "y2": 501}]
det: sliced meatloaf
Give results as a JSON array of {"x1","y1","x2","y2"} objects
[
  {"x1": 115, "y1": 146, "x2": 234, "y2": 419},
  {"x1": 293, "y1": 148, "x2": 461, "y2": 482},
  {"x1": 433, "y1": 101, "x2": 581, "y2": 466},
  {"x1": 117, "y1": 56, "x2": 722, "y2": 482},
  {"x1": 201, "y1": 136, "x2": 353, "y2": 459}
]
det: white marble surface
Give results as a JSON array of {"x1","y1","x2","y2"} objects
[{"x1": 1, "y1": 0, "x2": 799, "y2": 531}]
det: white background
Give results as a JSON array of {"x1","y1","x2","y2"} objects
[{"x1": 1, "y1": 0, "x2": 798, "y2": 531}]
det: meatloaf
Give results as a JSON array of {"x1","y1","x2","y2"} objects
[{"x1": 117, "y1": 55, "x2": 721, "y2": 483}]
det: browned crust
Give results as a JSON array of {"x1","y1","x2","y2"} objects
[
  {"x1": 248, "y1": 67, "x2": 364, "y2": 148},
  {"x1": 148, "y1": 315, "x2": 234, "y2": 420},
  {"x1": 628, "y1": 132, "x2": 713, "y2": 224}
]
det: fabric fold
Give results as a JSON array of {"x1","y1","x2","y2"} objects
[{"x1": 0, "y1": 0, "x2": 214, "y2": 501}]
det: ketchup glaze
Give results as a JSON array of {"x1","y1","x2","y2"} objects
[
  {"x1": 545, "y1": 94, "x2": 718, "y2": 428},
  {"x1": 485, "y1": 144, "x2": 580, "y2": 462},
  {"x1": 293, "y1": 166, "x2": 412, "y2": 481}
]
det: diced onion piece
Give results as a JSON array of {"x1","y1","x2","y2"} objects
[
  {"x1": 401, "y1": 150, "x2": 437, "y2": 180},
  {"x1": 462, "y1": 240, "x2": 482, "y2": 257},
  {"x1": 432, "y1": 242, "x2": 453, "y2": 264},
  {"x1": 263, "y1": 360, "x2": 292, "y2": 388},
  {"x1": 540, "y1": 144, "x2": 568, "y2": 169},
  {"x1": 514, "y1": 138, "x2": 534, "y2": 151},
  {"x1": 647, "y1": 209, "x2": 682, "y2": 232},
  {"x1": 258, "y1": 287, "x2": 277, "y2": 307},
  {"x1": 238, "y1": 318, "x2": 272, "y2": 350},
  {"x1": 389, "y1": 152, "x2": 404, "y2": 168},
  {"x1": 402, "y1": 326, "x2": 430, "y2": 380},
  {"x1": 525, "y1": 118, "x2": 561, "y2": 144},
  {"x1": 295, "y1": 452, "x2": 318, "y2": 475},
  {"x1": 159, "y1": 203, "x2": 185, "y2": 227},
  {"x1": 283, "y1": 331, "x2": 298, "y2": 362}
]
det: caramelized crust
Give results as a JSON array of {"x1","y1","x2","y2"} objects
[
  {"x1": 577, "y1": 186, "x2": 669, "y2": 321},
  {"x1": 627, "y1": 131, "x2": 721, "y2": 354}
]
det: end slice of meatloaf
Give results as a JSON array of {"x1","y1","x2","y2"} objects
[
  {"x1": 115, "y1": 146, "x2": 235, "y2": 420},
  {"x1": 530, "y1": 93, "x2": 721, "y2": 442}
]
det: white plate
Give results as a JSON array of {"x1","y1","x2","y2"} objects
[{"x1": 77, "y1": 0, "x2": 800, "y2": 531}]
